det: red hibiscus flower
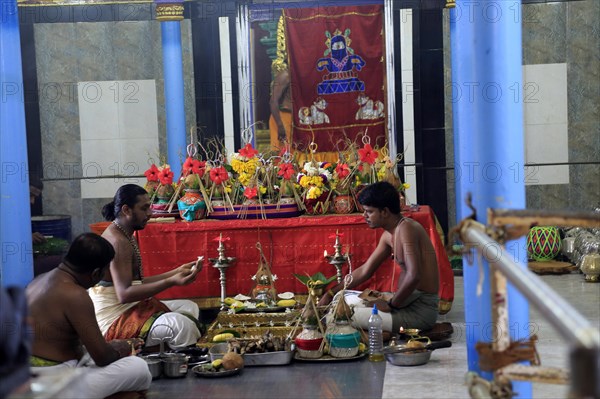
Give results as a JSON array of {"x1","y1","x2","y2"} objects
[
  {"x1": 182, "y1": 157, "x2": 195, "y2": 175},
  {"x1": 244, "y1": 187, "x2": 258, "y2": 199},
  {"x1": 157, "y1": 167, "x2": 174, "y2": 185},
  {"x1": 209, "y1": 166, "x2": 229, "y2": 185},
  {"x1": 335, "y1": 163, "x2": 350, "y2": 179},
  {"x1": 239, "y1": 143, "x2": 258, "y2": 159},
  {"x1": 277, "y1": 163, "x2": 295, "y2": 180},
  {"x1": 144, "y1": 164, "x2": 160, "y2": 182},
  {"x1": 358, "y1": 143, "x2": 378, "y2": 165},
  {"x1": 192, "y1": 160, "x2": 206, "y2": 177}
]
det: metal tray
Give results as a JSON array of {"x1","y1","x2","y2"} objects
[
  {"x1": 240, "y1": 306, "x2": 286, "y2": 313},
  {"x1": 192, "y1": 365, "x2": 243, "y2": 378},
  {"x1": 243, "y1": 350, "x2": 294, "y2": 366},
  {"x1": 294, "y1": 352, "x2": 367, "y2": 362}
]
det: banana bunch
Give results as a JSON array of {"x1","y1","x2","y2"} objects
[
  {"x1": 212, "y1": 332, "x2": 235, "y2": 343},
  {"x1": 224, "y1": 297, "x2": 245, "y2": 312},
  {"x1": 276, "y1": 299, "x2": 297, "y2": 307},
  {"x1": 276, "y1": 292, "x2": 297, "y2": 308}
]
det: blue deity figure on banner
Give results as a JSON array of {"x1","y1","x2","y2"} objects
[{"x1": 316, "y1": 29, "x2": 366, "y2": 95}]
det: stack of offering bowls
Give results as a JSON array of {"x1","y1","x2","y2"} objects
[
  {"x1": 295, "y1": 325, "x2": 324, "y2": 359},
  {"x1": 325, "y1": 320, "x2": 361, "y2": 358}
]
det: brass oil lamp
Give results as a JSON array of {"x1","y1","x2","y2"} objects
[
  {"x1": 209, "y1": 234, "x2": 236, "y2": 310},
  {"x1": 324, "y1": 230, "x2": 350, "y2": 283}
]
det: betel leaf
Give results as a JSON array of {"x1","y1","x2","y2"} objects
[{"x1": 293, "y1": 272, "x2": 336, "y2": 287}]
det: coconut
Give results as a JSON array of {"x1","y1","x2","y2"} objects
[
  {"x1": 333, "y1": 295, "x2": 353, "y2": 321},
  {"x1": 222, "y1": 352, "x2": 244, "y2": 370},
  {"x1": 183, "y1": 174, "x2": 200, "y2": 189}
]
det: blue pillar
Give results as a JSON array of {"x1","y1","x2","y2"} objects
[
  {"x1": 0, "y1": 0, "x2": 34, "y2": 287},
  {"x1": 451, "y1": 1, "x2": 531, "y2": 397},
  {"x1": 157, "y1": 0, "x2": 187, "y2": 179}
]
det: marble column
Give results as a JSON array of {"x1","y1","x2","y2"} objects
[
  {"x1": 0, "y1": 0, "x2": 34, "y2": 287},
  {"x1": 451, "y1": 0, "x2": 531, "y2": 397},
  {"x1": 156, "y1": 0, "x2": 186, "y2": 179}
]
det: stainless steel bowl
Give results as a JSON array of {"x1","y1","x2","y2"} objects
[
  {"x1": 384, "y1": 340, "x2": 452, "y2": 367},
  {"x1": 140, "y1": 356, "x2": 162, "y2": 379},
  {"x1": 161, "y1": 353, "x2": 188, "y2": 378},
  {"x1": 384, "y1": 347, "x2": 432, "y2": 366}
]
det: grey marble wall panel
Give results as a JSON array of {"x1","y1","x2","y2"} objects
[
  {"x1": 569, "y1": 165, "x2": 600, "y2": 210},
  {"x1": 112, "y1": 21, "x2": 158, "y2": 80},
  {"x1": 526, "y1": 184, "x2": 570, "y2": 211},
  {"x1": 34, "y1": 23, "x2": 79, "y2": 83},
  {"x1": 82, "y1": 198, "x2": 110, "y2": 231},
  {"x1": 42, "y1": 179, "x2": 83, "y2": 237},
  {"x1": 567, "y1": 0, "x2": 600, "y2": 166},
  {"x1": 522, "y1": 2, "x2": 566, "y2": 65},
  {"x1": 76, "y1": 22, "x2": 117, "y2": 82},
  {"x1": 32, "y1": 17, "x2": 196, "y2": 237}
]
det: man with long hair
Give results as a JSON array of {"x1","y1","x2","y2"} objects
[{"x1": 89, "y1": 184, "x2": 202, "y2": 350}]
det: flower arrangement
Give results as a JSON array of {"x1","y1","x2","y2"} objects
[
  {"x1": 342, "y1": 134, "x2": 410, "y2": 207},
  {"x1": 181, "y1": 156, "x2": 207, "y2": 190},
  {"x1": 141, "y1": 125, "x2": 413, "y2": 219},
  {"x1": 332, "y1": 161, "x2": 353, "y2": 194},
  {"x1": 354, "y1": 141, "x2": 379, "y2": 186},
  {"x1": 144, "y1": 162, "x2": 176, "y2": 203},
  {"x1": 296, "y1": 160, "x2": 335, "y2": 214},
  {"x1": 274, "y1": 156, "x2": 305, "y2": 209}
]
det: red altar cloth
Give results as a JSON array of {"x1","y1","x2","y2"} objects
[{"x1": 137, "y1": 206, "x2": 454, "y2": 311}]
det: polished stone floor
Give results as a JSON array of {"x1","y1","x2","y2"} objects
[{"x1": 148, "y1": 273, "x2": 599, "y2": 399}]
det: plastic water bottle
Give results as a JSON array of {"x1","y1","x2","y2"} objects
[{"x1": 368, "y1": 305, "x2": 384, "y2": 362}]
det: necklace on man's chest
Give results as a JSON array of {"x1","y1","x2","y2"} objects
[{"x1": 112, "y1": 220, "x2": 144, "y2": 281}]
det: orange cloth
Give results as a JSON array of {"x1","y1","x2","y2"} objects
[
  {"x1": 269, "y1": 112, "x2": 292, "y2": 152},
  {"x1": 104, "y1": 298, "x2": 169, "y2": 341}
]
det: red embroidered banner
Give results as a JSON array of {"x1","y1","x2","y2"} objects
[{"x1": 284, "y1": 5, "x2": 386, "y2": 153}]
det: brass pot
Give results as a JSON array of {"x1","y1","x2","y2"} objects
[{"x1": 580, "y1": 253, "x2": 600, "y2": 282}]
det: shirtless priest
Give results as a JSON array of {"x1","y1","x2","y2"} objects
[
  {"x1": 89, "y1": 184, "x2": 202, "y2": 350},
  {"x1": 27, "y1": 233, "x2": 152, "y2": 399},
  {"x1": 319, "y1": 182, "x2": 439, "y2": 333}
]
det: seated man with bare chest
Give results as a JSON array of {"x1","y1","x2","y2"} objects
[
  {"x1": 27, "y1": 233, "x2": 151, "y2": 399},
  {"x1": 319, "y1": 182, "x2": 439, "y2": 333}
]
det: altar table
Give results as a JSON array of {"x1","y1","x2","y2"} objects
[{"x1": 137, "y1": 205, "x2": 454, "y2": 313}]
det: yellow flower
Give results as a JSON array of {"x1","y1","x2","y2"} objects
[
  {"x1": 259, "y1": 186, "x2": 267, "y2": 195},
  {"x1": 230, "y1": 157, "x2": 259, "y2": 175},
  {"x1": 402, "y1": 183, "x2": 410, "y2": 190},
  {"x1": 299, "y1": 175, "x2": 311, "y2": 188},
  {"x1": 238, "y1": 172, "x2": 252, "y2": 186},
  {"x1": 307, "y1": 186, "x2": 322, "y2": 199},
  {"x1": 376, "y1": 165, "x2": 386, "y2": 181}
]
